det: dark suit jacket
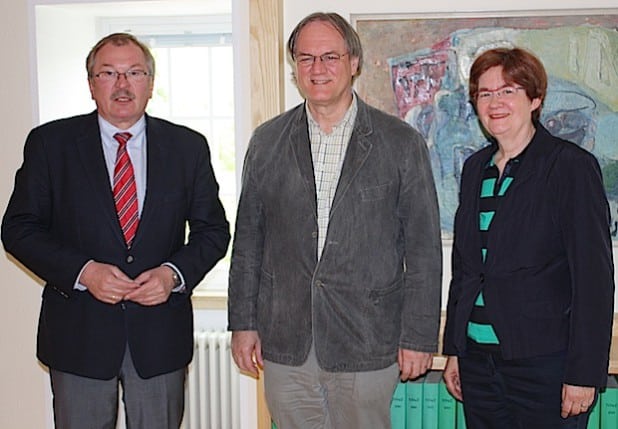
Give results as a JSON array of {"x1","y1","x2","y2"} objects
[
  {"x1": 2, "y1": 112, "x2": 230, "y2": 379},
  {"x1": 443, "y1": 123, "x2": 614, "y2": 388}
]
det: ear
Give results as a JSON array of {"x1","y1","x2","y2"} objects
[
  {"x1": 88, "y1": 78, "x2": 95, "y2": 100},
  {"x1": 530, "y1": 97, "x2": 542, "y2": 112},
  {"x1": 350, "y1": 55, "x2": 359, "y2": 78}
]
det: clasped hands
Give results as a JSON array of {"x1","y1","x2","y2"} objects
[{"x1": 80, "y1": 261, "x2": 175, "y2": 306}]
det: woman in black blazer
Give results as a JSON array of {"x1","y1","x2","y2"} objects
[{"x1": 442, "y1": 47, "x2": 614, "y2": 428}]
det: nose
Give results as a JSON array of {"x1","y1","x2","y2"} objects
[
  {"x1": 310, "y1": 57, "x2": 327, "y2": 72},
  {"x1": 488, "y1": 93, "x2": 503, "y2": 105},
  {"x1": 114, "y1": 72, "x2": 130, "y2": 87}
]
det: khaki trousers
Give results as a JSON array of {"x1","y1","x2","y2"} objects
[{"x1": 264, "y1": 344, "x2": 399, "y2": 429}]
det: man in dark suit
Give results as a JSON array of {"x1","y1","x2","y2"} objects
[{"x1": 1, "y1": 33, "x2": 230, "y2": 429}]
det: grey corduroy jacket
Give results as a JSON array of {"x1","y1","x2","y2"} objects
[{"x1": 228, "y1": 96, "x2": 442, "y2": 372}]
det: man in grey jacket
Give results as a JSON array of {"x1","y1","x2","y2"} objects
[{"x1": 228, "y1": 12, "x2": 442, "y2": 429}]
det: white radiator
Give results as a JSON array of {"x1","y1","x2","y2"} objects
[{"x1": 182, "y1": 331, "x2": 241, "y2": 429}]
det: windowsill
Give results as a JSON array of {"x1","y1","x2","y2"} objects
[
  {"x1": 192, "y1": 288, "x2": 227, "y2": 310},
  {"x1": 190, "y1": 263, "x2": 228, "y2": 310}
]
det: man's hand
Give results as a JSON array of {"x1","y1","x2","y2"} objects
[
  {"x1": 398, "y1": 348, "x2": 433, "y2": 381},
  {"x1": 231, "y1": 330, "x2": 263, "y2": 378},
  {"x1": 561, "y1": 384, "x2": 595, "y2": 418},
  {"x1": 443, "y1": 356, "x2": 463, "y2": 401},
  {"x1": 124, "y1": 265, "x2": 176, "y2": 306},
  {"x1": 79, "y1": 261, "x2": 139, "y2": 304}
]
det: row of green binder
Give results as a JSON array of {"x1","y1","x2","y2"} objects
[
  {"x1": 392, "y1": 373, "x2": 618, "y2": 429},
  {"x1": 390, "y1": 370, "x2": 465, "y2": 429},
  {"x1": 391, "y1": 373, "x2": 618, "y2": 429},
  {"x1": 272, "y1": 373, "x2": 618, "y2": 429}
]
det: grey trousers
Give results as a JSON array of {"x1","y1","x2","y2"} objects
[
  {"x1": 264, "y1": 345, "x2": 399, "y2": 429},
  {"x1": 50, "y1": 347, "x2": 186, "y2": 429}
]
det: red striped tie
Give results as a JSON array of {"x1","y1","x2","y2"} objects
[{"x1": 113, "y1": 132, "x2": 139, "y2": 248}]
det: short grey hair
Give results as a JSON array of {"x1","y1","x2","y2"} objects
[
  {"x1": 287, "y1": 12, "x2": 363, "y2": 83},
  {"x1": 86, "y1": 33, "x2": 155, "y2": 79}
]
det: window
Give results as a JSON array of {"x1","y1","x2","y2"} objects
[{"x1": 147, "y1": 42, "x2": 236, "y2": 282}]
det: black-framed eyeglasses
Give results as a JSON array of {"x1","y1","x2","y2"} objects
[
  {"x1": 92, "y1": 70, "x2": 151, "y2": 83},
  {"x1": 295, "y1": 52, "x2": 349, "y2": 67}
]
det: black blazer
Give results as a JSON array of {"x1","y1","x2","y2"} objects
[
  {"x1": 443, "y1": 124, "x2": 614, "y2": 388},
  {"x1": 2, "y1": 112, "x2": 230, "y2": 379}
]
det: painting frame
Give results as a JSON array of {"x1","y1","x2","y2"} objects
[{"x1": 352, "y1": 9, "x2": 618, "y2": 241}]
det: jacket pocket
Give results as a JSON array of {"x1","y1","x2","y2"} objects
[
  {"x1": 360, "y1": 182, "x2": 392, "y2": 202},
  {"x1": 361, "y1": 279, "x2": 403, "y2": 354},
  {"x1": 367, "y1": 278, "x2": 402, "y2": 304}
]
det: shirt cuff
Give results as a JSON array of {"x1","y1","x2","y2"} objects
[
  {"x1": 162, "y1": 262, "x2": 186, "y2": 293},
  {"x1": 74, "y1": 260, "x2": 94, "y2": 291}
]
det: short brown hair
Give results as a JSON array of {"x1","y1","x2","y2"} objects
[
  {"x1": 469, "y1": 47, "x2": 546, "y2": 121},
  {"x1": 86, "y1": 33, "x2": 155, "y2": 79}
]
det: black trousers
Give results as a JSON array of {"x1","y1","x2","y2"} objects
[{"x1": 459, "y1": 344, "x2": 594, "y2": 429}]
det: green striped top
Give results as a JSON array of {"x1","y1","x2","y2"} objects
[{"x1": 467, "y1": 151, "x2": 525, "y2": 346}]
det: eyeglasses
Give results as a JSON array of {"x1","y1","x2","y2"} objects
[
  {"x1": 476, "y1": 86, "x2": 525, "y2": 102},
  {"x1": 295, "y1": 52, "x2": 348, "y2": 67},
  {"x1": 92, "y1": 70, "x2": 151, "y2": 83}
]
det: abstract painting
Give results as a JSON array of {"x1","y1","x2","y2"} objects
[{"x1": 354, "y1": 11, "x2": 618, "y2": 239}]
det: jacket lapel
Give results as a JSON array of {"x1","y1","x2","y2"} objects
[
  {"x1": 330, "y1": 99, "x2": 372, "y2": 215},
  {"x1": 483, "y1": 124, "x2": 552, "y2": 267},
  {"x1": 76, "y1": 112, "x2": 126, "y2": 247},
  {"x1": 289, "y1": 107, "x2": 318, "y2": 219},
  {"x1": 289, "y1": 99, "x2": 373, "y2": 219},
  {"x1": 133, "y1": 116, "x2": 166, "y2": 247}
]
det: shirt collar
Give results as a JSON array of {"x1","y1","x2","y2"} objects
[
  {"x1": 98, "y1": 114, "x2": 147, "y2": 146},
  {"x1": 305, "y1": 92, "x2": 358, "y2": 133}
]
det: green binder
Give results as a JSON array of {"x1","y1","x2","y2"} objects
[
  {"x1": 423, "y1": 371, "x2": 442, "y2": 429},
  {"x1": 407, "y1": 376, "x2": 424, "y2": 428},
  {"x1": 391, "y1": 381, "x2": 407, "y2": 428}
]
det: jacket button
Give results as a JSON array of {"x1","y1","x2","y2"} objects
[
  {"x1": 315, "y1": 280, "x2": 324, "y2": 288},
  {"x1": 311, "y1": 231, "x2": 318, "y2": 238},
  {"x1": 126, "y1": 255, "x2": 134, "y2": 263},
  {"x1": 480, "y1": 273, "x2": 485, "y2": 282}
]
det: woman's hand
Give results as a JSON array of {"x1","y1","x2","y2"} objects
[{"x1": 443, "y1": 356, "x2": 463, "y2": 401}]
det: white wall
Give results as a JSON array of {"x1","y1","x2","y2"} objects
[
  {"x1": 0, "y1": 1, "x2": 49, "y2": 428},
  {"x1": 0, "y1": 1, "x2": 615, "y2": 428},
  {"x1": 35, "y1": 6, "x2": 99, "y2": 122}
]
